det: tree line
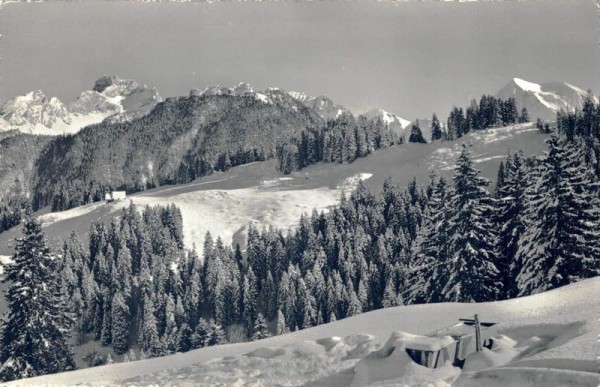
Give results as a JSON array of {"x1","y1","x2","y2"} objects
[
  {"x1": 276, "y1": 112, "x2": 399, "y2": 174},
  {"x1": 435, "y1": 95, "x2": 529, "y2": 141},
  {"x1": 278, "y1": 95, "x2": 530, "y2": 175}
]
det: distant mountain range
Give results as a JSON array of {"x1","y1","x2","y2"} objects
[
  {"x1": 0, "y1": 78, "x2": 361, "y2": 136},
  {"x1": 4, "y1": 75, "x2": 587, "y2": 138},
  {"x1": 0, "y1": 76, "x2": 593, "y2": 209}
]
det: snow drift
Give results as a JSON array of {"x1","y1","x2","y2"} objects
[{"x1": 11, "y1": 277, "x2": 600, "y2": 386}]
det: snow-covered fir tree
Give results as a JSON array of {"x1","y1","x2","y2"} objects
[
  {"x1": 251, "y1": 313, "x2": 271, "y2": 341},
  {"x1": 176, "y1": 323, "x2": 193, "y2": 352},
  {"x1": 407, "y1": 177, "x2": 452, "y2": 304},
  {"x1": 275, "y1": 309, "x2": 288, "y2": 335},
  {"x1": 191, "y1": 318, "x2": 210, "y2": 349},
  {"x1": 495, "y1": 151, "x2": 528, "y2": 298},
  {"x1": 139, "y1": 295, "x2": 162, "y2": 358},
  {"x1": 0, "y1": 217, "x2": 75, "y2": 382},
  {"x1": 110, "y1": 291, "x2": 130, "y2": 355},
  {"x1": 445, "y1": 147, "x2": 502, "y2": 301},
  {"x1": 419, "y1": 147, "x2": 503, "y2": 302},
  {"x1": 516, "y1": 135, "x2": 600, "y2": 295},
  {"x1": 207, "y1": 320, "x2": 227, "y2": 346}
]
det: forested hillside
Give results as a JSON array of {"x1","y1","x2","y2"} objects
[
  {"x1": 0, "y1": 134, "x2": 53, "y2": 231},
  {"x1": 31, "y1": 92, "x2": 323, "y2": 212}
]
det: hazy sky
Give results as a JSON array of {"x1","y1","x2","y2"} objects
[{"x1": 1, "y1": 0, "x2": 598, "y2": 119}]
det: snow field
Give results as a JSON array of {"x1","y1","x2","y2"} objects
[
  {"x1": 127, "y1": 173, "x2": 372, "y2": 253},
  {"x1": 428, "y1": 123, "x2": 536, "y2": 171},
  {"x1": 37, "y1": 201, "x2": 106, "y2": 227},
  {"x1": 15, "y1": 277, "x2": 600, "y2": 386}
]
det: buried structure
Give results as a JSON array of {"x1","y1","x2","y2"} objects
[{"x1": 404, "y1": 315, "x2": 498, "y2": 369}]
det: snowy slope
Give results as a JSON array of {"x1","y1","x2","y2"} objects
[
  {"x1": 0, "y1": 75, "x2": 161, "y2": 135},
  {"x1": 33, "y1": 171, "x2": 372, "y2": 256},
  {"x1": 0, "y1": 122, "x2": 546, "y2": 258},
  {"x1": 496, "y1": 77, "x2": 590, "y2": 121},
  {"x1": 12, "y1": 277, "x2": 600, "y2": 386}
]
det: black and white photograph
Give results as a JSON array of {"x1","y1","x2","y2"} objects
[{"x1": 0, "y1": 0, "x2": 598, "y2": 385}]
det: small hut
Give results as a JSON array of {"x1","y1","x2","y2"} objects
[
  {"x1": 404, "y1": 315, "x2": 498, "y2": 369},
  {"x1": 105, "y1": 191, "x2": 127, "y2": 203}
]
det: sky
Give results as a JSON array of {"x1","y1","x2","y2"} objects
[{"x1": 0, "y1": 0, "x2": 598, "y2": 120}]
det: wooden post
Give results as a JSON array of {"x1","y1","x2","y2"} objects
[{"x1": 474, "y1": 314, "x2": 482, "y2": 352}]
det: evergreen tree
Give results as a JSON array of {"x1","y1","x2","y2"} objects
[
  {"x1": 408, "y1": 120, "x2": 427, "y2": 144},
  {"x1": 139, "y1": 296, "x2": 162, "y2": 358},
  {"x1": 382, "y1": 278, "x2": 401, "y2": 308},
  {"x1": 275, "y1": 309, "x2": 288, "y2": 335},
  {"x1": 430, "y1": 113, "x2": 443, "y2": 141},
  {"x1": 444, "y1": 147, "x2": 502, "y2": 301},
  {"x1": 278, "y1": 272, "x2": 296, "y2": 329},
  {"x1": 162, "y1": 295, "x2": 178, "y2": 354},
  {"x1": 251, "y1": 313, "x2": 271, "y2": 341},
  {"x1": 262, "y1": 271, "x2": 277, "y2": 320},
  {"x1": 407, "y1": 177, "x2": 452, "y2": 304},
  {"x1": 241, "y1": 269, "x2": 258, "y2": 335},
  {"x1": 123, "y1": 348, "x2": 137, "y2": 362},
  {"x1": 100, "y1": 290, "x2": 112, "y2": 346},
  {"x1": 176, "y1": 323, "x2": 193, "y2": 353},
  {"x1": 495, "y1": 161, "x2": 506, "y2": 197},
  {"x1": 207, "y1": 320, "x2": 227, "y2": 346},
  {"x1": 0, "y1": 217, "x2": 75, "y2": 382},
  {"x1": 110, "y1": 292, "x2": 130, "y2": 355},
  {"x1": 191, "y1": 318, "x2": 210, "y2": 349},
  {"x1": 495, "y1": 152, "x2": 528, "y2": 297},
  {"x1": 516, "y1": 135, "x2": 600, "y2": 295},
  {"x1": 519, "y1": 107, "x2": 530, "y2": 123}
]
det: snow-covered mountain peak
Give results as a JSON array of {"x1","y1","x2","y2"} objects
[
  {"x1": 365, "y1": 108, "x2": 411, "y2": 129},
  {"x1": 288, "y1": 91, "x2": 314, "y2": 103},
  {"x1": 233, "y1": 82, "x2": 254, "y2": 96},
  {"x1": 497, "y1": 77, "x2": 589, "y2": 121},
  {"x1": 0, "y1": 76, "x2": 162, "y2": 135},
  {"x1": 513, "y1": 77, "x2": 542, "y2": 93},
  {"x1": 0, "y1": 90, "x2": 71, "y2": 130},
  {"x1": 496, "y1": 78, "x2": 587, "y2": 120},
  {"x1": 287, "y1": 92, "x2": 351, "y2": 121},
  {"x1": 69, "y1": 90, "x2": 121, "y2": 115}
]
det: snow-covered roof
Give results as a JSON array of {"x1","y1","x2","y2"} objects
[
  {"x1": 390, "y1": 331, "x2": 455, "y2": 352},
  {"x1": 428, "y1": 322, "x2": 478, "y2": 338}
]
